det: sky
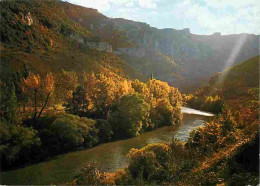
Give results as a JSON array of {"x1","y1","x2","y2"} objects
[{"x1": 63, "y1": 0, "x2": 260, "y2": 35}]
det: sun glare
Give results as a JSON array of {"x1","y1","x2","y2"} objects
[{"x1": 213, "y1": 34, "x2": 248, "y2": 87}]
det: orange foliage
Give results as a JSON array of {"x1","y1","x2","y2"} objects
[
  {"x1": 22, "y1": 74, "x2": 41, "y2": 92},
  {"x1": 44, "y1": 73, "x2": 55, "y2": 93},
  {"x1": 84, "y1": 69, "x2": 133, "y2": 111}
]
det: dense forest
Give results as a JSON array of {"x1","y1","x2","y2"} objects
[
  {"x1": 68, "y1": 56, "x2": 259, "y2": 185},
  {"x1": 0, "y1": 0, "x2": 259, "y2": 185},
  {"x1": 0, "y1": 0, "x2": 182, "y2": 170}
]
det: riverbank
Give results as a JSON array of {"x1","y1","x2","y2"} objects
[{"x1": 0, "y1": 110, "x2": 213, "y2": 185}]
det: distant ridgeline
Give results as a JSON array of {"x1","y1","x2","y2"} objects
[
  {"x1": 1, "y1": 0, "x2": 259, "y2": 91},
  {"x1": 61, "y1": 1, "x2": 259, "y2": 91}
]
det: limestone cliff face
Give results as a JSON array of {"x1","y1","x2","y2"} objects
[
  {"x1": 110, "y1": 18, "x2": 259, "y2": 89},
  {"x1": 62, "y1": 2, "x2": 259, "y2": 91},
  {"x1": 69, "y1": 33, "x2": 112, "y2": 52}
]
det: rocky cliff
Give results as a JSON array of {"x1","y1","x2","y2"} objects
[{"x1": 63, "y1": 2, "x2": 259, "y2": 91}]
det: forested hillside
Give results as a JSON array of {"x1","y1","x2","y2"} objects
[
  {"x1": 0, "y1": 0, "x2": 144, "y2": 80},
  {"x1": 60, "y1": 2, "x2": 259, "y2": 91},
  {"x1": 0, "y1": 0, "x2": 182, "y2": 172}
]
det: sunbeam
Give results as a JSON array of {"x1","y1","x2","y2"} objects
[{"x1": 212, "y1": 34, "x2": 248, "y2": 91}]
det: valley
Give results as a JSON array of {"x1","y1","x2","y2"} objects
[{"x1": 0, "y1": 0, "x2": 259, "y2": 185}]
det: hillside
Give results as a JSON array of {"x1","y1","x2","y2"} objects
[
  {"x1": 1, "y1": 1, "x2": 258, "y2": 91},
  {"x1": 0, "y1": 0, "x2": 145, "y2": 81},
  {"x1": 59, "y1": 2, "x2": 259, "y2": 91},
  {"x1": 185, "y1": 56, "x2": 259, "y2": 113},
  {"x1": 210, "y1": 56, "x2": 259, "y2": 99},
  {"x1": 0, "y1": 1, "x2": 259, "y2": 185},
  {"x1": 218, "y1": 56, "x2": 259, "y2": 87}
]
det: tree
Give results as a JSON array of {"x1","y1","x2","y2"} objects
[
  {"x1": 95, "y1": 119, "x2": 113, "y2": 142},
  {"x1": 66, "y1": 85, "x2": 88, "y2": 115},
  {"x1": 84, "y1": 70, "x2": 133, "y2": 119},
  {"x1": 6, "y1": 83, "x2": 18, "y2": 123},
  {"x1": 131, "y1": 79, "x2": 151, "y2": 102},
  {"x1": 150, "y1": 99, "x2": 175, "y2": 128},
  {"x1": 109, "y1": 94, "x2": 150, "y2": 138},
  {"x1": 20, "y1": 73, "x2": 55, "y2": 120},
  {"x1": 37, "y1": 73, "x2": 55, "y2": 118},
  {"x1": 55, "y1": 70, "x2": 78, "y2": 103},
  {"x1": 148, "y1": 79, "x2": 171, "y2": 102}
]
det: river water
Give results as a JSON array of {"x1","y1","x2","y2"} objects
[{"x1": 0, "y1": 107, "x2": 213, "y2": 185}]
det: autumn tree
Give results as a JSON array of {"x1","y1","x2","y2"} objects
[
  {"x1": 66, "y1": 85, "x2": 87, "y2": 115},
  {"x1": 131, "y1": 79, "x2": 151, "y2": 102},
  {"x1": 109, "y1": 93, "x2": 150, "y2": 138},
  {"x1": 147, "y1": 79, "x2": 183, "y2": 127},
  {"x1": 83, "y1": 70, "x2": 133, "y2": 119},
  {"x1": 20, "y1": 73, "x2": 55, "y2": 120},
  {"x1": 148, "y1": 79, "x2": 171, "y2": 103},
  {"x1": 55, "y1": 70, "x2": 78, "y2": 103},
  {"x1": 6, "y1": 83, "x2": 18, "y2": 123},
  {"x1": 150, "y1": 99, "x2": 176, "y2": 128}
]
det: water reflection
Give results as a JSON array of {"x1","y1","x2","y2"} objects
[{"x1": 1, "y1": 108, "x2": 213, "y2": 185}]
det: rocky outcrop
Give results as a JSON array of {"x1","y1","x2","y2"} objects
[
  {"x1": 62, "y1": 1, "x2": 259, "y2": 90},
  {"x1": 114, "y1": 48, "x2": 146, "y2": 57},
  {"x1": 86, "y1": 41, "x2": 112, "y2": 52},
  {"x1": 70, "y1": 34, "x2": 84, "y2": 44},
  {"x1": 69, "y1": 34, "x2": 112, "y2": 52}
]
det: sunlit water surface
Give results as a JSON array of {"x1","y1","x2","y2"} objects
[{"x1": 0, "y1": 107, "x2": 213, "y2": 185}]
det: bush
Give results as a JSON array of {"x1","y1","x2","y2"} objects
[
  {"x1": 28, "y1": 114, "x2": 99, "y2": 154},
  {"x1": 69, "y1": 164, "x2": 106, "y2": 185},
  {"x1": 150, "y1": 99, "x2": 179, "y2": 128},
  {"x1": 95, "y1": 119, "x2": 113, "y2": 142},
  {"x1": 0, "y1": 119, "x2": 40, "y2": 170},
  {"x1": 126, "y1": 143, "x2": 171, "y2": 182},
  {"x1": 186, "y1": 110, "x2": 237, "y2": 153},
  {"x1": 109, "y1": 94, "x2": 150, "y2": 138},
  {"x1": 111, "y1": 169, "x2": 132, "y2": 185}
]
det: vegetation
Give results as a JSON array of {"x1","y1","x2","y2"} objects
[
  {"x1": 0, "y1": 0, "x2": 258, "y2": 185},
  {"x1": 69, "y1": 56, "x2": 259, "y2": 185},
  {"x1": 109, "y1": 93, "x2": 150, "y2": 138},
  {"x1": 0, "y1": 67, "x2": 182, "y2": 170},
  {"x1": 71, "y1": 101, "x2": 258, "y2": 186},
  {"x1": 0, "y1": 0, "x2": 182, "y2": 171}
]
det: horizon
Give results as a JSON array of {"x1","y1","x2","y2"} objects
[{"x1": 62, "y1": 0, "x2": 260, "y2": 35}]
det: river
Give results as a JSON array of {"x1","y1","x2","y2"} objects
[{"x1": 0, "y1": 107, "x2": 213, "y2": 185}]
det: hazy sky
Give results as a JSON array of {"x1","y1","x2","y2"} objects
[{"x1": 63, "y1": 0, "x2": 260, "y2": 35}]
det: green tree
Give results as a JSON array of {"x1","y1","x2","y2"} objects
[
  {"x1": 6, "y1": 83, "x2": 18, "y2": 123},
  {"x1": 109, "y1": 94, "x2": 150, "y2": 138},
  {"x1": 150, "y1": 99, "x2": 176, "y2": 128},
  {"x1": 95, "y1": 119, "x2": 113, "y2": 142}
]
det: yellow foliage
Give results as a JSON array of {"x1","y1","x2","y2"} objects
[
  {"x1": 22, "y1": 74, "x2": 41, "y2": 91},
  {"x1": 148, "y1": 79, "x2": 171, "y2": 101},
  {"x1": 44, "y1": 73, "x2": 55, "y2": 93},
  {"x1": 55, "y1": 70, "x2": 78, "y2": 101},
  {"x1": 84, "y1": 70, "x2": 134, "y2": 112}
]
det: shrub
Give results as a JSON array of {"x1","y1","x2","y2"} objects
[
  {"x1": 95, "y1": 119, "x2": 113, "y2": 142},
  {"x1": 70, "y1": 164, "x2": 106, "y2": 185},
  {"x1": 30, "y1": 114, "x2": 99, "y2": 154},
  {"x1": 112, "y1": 169, "x2": 132, "y2": 185},
  {"x1": 0, "y1": 119, "x2": 40, "y2": 170},
  {"x1": 126, "y1": 143, "x2": 171, "y2": 182},
  {"x1": 186, "y1": 110, "x2": 237, "y2": 153},
  {"x1": 109, "y1": 94, "x2": 150, "y2": 138},
  {"x1": 150, "y1": 99, "x2": 177, "y2": 128}
]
